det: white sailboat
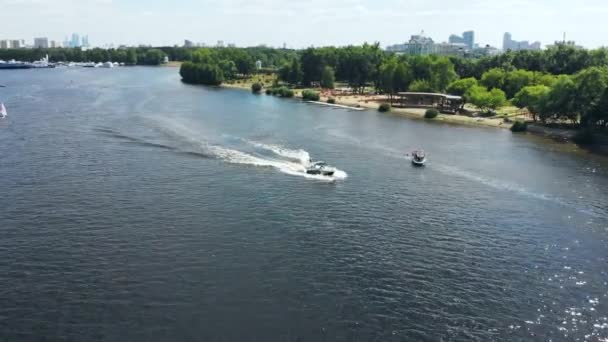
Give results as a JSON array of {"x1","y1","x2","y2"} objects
[{"x1": 0, "y1": 102, "x2": 7, "y2": 118}]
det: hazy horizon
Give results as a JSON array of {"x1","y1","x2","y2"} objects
[{"x1": 2, "y1": 0, "x2": 608, "y2": 49}]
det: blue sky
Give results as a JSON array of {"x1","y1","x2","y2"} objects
[{"x1": 2, "y1": 0, "x2": 608, "y2": 48}]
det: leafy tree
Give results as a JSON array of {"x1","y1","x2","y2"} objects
[
  {"x1": 320, "y1": 66, "x2": 335, "y2": 89},
  {"x1": 537, "y1": 75, "x2": 577, "y2": 123},
  {"x1": 393, "y1": 62, "x2": 412, "y2": 93},
  {"x1": 302, "y1": 89, "x2": 320, "y2": 101},
  {"x1": 589, "y1": 88, "x2": 608, "y2": 127},
  {"x1": 142, "y1": 49, "x2": 166, "y2": 65},
  {"x1": 513, "y1": 85, "x2": 550, "y2": 121},
  {"x1": 446, "y1": 77, "x2": 478, "y2": 97},
  {"x1": 179, "y1": 62, "x2": 224, "y2": 85},
  {"x1": 251, "y1": 82, "x2": 263, "y2": 93},
  {"x1": 467, "y1": 86, "x2": 507, "y2": 111},
  {"x1": 430, "y1": 57, "x2": 458, "y2": 92},
  {"x1": 218, "y1": 60, "x2": 238, "y2": 80},
  {"x1": 408, "y1": 79, "x2": 435, "y2": 92},
  {"x1": 572, "y1": 67, "x2": 608, "y2": 125},
  {"x1": 378, "y1": 60, "x2": 397, "y2": 96},
  {"x1": 126, "y1": 49, "x2": 138, "y2": 65},
  {"x1": 503, "y1": 69, "x2": 535, "y2": 99},
  {"x1": 288, "y1": 58, "x2": 303, "y2": 85},
  {"x1": 480, "y1": 68, "x2": 506, "y2": 90}
]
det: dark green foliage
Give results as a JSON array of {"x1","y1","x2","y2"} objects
[
  {"x1": 302, "y1": 90, "x2": 320, "y2": 101},
  {"x1": 510, "y1": 121, "x2": 528, "y2": 132},
  {"x1": 424, "y1": 109, "x2": 439, "y2": 119},
  {"x1": 141, "y1": 49, "x2": 166, "y2": 65},
  {"x1": 327, "y1": 97, "x2": 336, "y2": 104},
  {"x1": 269, "y1": 86, "x2": 294, "y2": 98},
  {"x1": 265, "y1": 88, "x2": 272, "y2": 95},
  {"x1": 446, "y1": 78, "x2": 478, "y2": 97},
  {"x1": 251, "y1": 82, "x2": 263, "y2": 93},
  {"x1": 573, "y1": 128, "x2": 596, "y2": 145},
  {"x1": 179, "y1": 62, "x2": 224, "y2": 85},
  {"x1": 378, "y1": 103, "x2": 391, "y2": 112},
  {"x1": 408, "y1": 79, "x2": 435, "y2": 92},
  {"x1": 589, "y1": 88, "x2": 608, "y2": 127},
  {"x1": 321, "y1": 66, "x2": 335, "y2": 89}
]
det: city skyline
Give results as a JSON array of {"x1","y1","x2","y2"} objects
[{"x1": 1, "y1": 0, "x2": 607, "y2": 49}]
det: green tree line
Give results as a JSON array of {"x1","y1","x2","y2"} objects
[{"x1": 0, "y1": 47, "x2": 167, "y2": 65}]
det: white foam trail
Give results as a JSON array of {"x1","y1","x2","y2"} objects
[
  {"x1": 147, "y1": 118, "x2": 347, "y2": 181},
  {"x1": 245, "y1": 140, "x2": 311, "y2": 164},
  {"x1": 239, "y1": 140, "x2": 348, "y2": 181},
  {"x1": 208, "y1": 144, "x2": 346, "y2": 181}
]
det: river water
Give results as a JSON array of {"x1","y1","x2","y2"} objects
[{"x1": 1, "y1": 67, "x2": 607, "y2": 341}]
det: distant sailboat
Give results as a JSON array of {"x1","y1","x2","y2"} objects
[{"x1": 0, "y1": 102, "x2": 7, "y2": 118}]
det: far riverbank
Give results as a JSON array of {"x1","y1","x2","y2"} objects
[{"x1": 221, "y1": 81, "x2": 608, "y2": 156}]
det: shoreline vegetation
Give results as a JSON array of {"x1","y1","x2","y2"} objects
[
  {"x1": 175, "y1": 43, "x2": 608, "y2": 154},
  {"x1": 3, "y1": 45, "x2": 604, "y2": 152}
]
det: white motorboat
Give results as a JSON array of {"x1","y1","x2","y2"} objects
[
  {"x1": 306, "y1": 161, "x2": 336, "y2": 176},
  {"x1": 411, "y1": 150, "x2": 426, "y2": 166}
]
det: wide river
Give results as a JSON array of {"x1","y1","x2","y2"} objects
[{"x1": 1, "y1": 67, "x2": 607, "y2": 341}]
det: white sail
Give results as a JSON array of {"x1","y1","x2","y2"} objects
[{"x1": 0, "y1": 102, "x2": 7, "y2": 117}]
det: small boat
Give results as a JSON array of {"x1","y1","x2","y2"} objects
[
  {"x1": 411, "y1": 150, "x2": 426, "y2": 166},
  {"x1": 0, "y1": 102, "x2": 7, "y2": 118},
  {"x1": 306, "y1": 161, "x2": 336, "y2": 176}
]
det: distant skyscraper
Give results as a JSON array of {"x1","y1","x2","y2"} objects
[
  {"x1": 71, "y1": 33, "x2": 80, "y2": 48},
  {"x1": 81, "y1": 35, "x2": 89, "y2": 48},
  {"x1": 503, "y1": 32, "x2": 541, "y2": 51},
  {"x1": 0, "y1": 40, "x2": 9, "y2": 49},
  {"x1": 462, "y1": 31, "x2": 474, "y2": 50},
  {"x1": 34, "y1": 37, "x2": 49, "y2": 49},
  {"x1": 217, "y1": 40, "x2": 224, "y2": 48},
  {"x1": 11, "y1": 40, "x2": 23, "y2": 48},
  {"x1": 503, "y1": 32, "x2": 512, "y2": 51},
  {"x1": 448, "y1": 34, "x2": 464, "y2": 44},
  {"x1": 448, "y1": 31, "x2": 474, "y2": 50},
  {"x1": 184, "y1": 39, "x2": 193, "y2": 48}
]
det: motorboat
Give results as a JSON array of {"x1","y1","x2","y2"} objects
[
  {"x1": 306, "y1": 161, "x2": 336, "y2": 176},
  {"x1": 102, "y1": 61, "x2": 114, "y2": 68},
  {"x1": 411, "y1": 150, "x2": 426, "y2": 166}
]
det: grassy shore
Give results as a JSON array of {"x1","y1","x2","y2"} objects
[
  {"x1": 221, "y1": 76, "x2": 516, "y2": 129},
  {"x1": 162, "y1": 61, "x2": 183, "y2": 67}
]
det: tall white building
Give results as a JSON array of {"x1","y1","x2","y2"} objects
[
  {"x1": 0, "y1": 40, "x2": 9, "y2": 49},
  {"x1": 34, "y1": 37, "x2": 49, "y2": 49},
  {"x1": 11, "y1": 40, "x2": 24, "y2": 48},
  {"x1": 503, "y1": 32, "x2": 541, "y2": 51}
]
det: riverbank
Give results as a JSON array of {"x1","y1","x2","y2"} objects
[
  {"x1": 220, "y1": 80, "x2": 608, "y2": 155},
  {"x1": 223, "y1": 81, "x2": 510, "y2": 128}
]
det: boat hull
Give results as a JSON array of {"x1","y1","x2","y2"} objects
[
  {"x1": 306, "y1": 170, "x2": 335, "y2": 176},
  {"x1": 412, "y1": 159, "x2": 426, "y2": 166}
]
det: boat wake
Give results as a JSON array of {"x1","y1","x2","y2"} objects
[{"x1": 96, "y1": 120, "x2": 347, "y2": 182}]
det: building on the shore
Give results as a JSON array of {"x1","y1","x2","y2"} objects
[
  {"x1": 0, "y1": 40, "x2": 9, "y2": 49},
  {"x1": 386, "y1": 32, "x2": 435, "y2": 55},
  {"x1": 391, "y1": 92, "x2": 463, "y2": 114},
  {"x1": 184, "y1": 40, "x2": 194, "y2": 48},
  {"x1": 449, "y1": 30, "x2": 475, "y2": 50},
  {"x1": 34, "y1": 37, "x2": 49, "y2": 49},
  {"x1": 11, "y1": 40, "x2": 24, "y2": 48},
  {"x1": 503, "y1": 32, "x2": 541, "y2": 51},
  {"x1": 387, "y1": 31, "x2": 474, "y2": 56},
  {"x1": 434, "y1": 42, "x2": 467, "y2": 57}
]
